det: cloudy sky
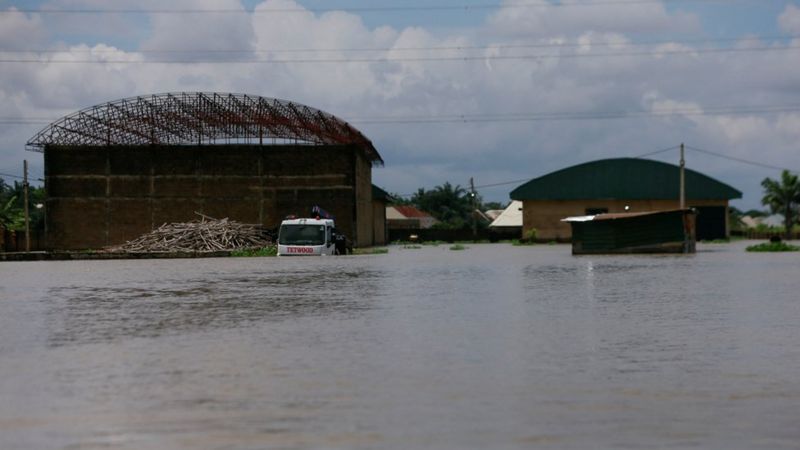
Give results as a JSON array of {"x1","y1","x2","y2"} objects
[{"x1": 1, "y1": 0, "x2": 799, "y2": 210}]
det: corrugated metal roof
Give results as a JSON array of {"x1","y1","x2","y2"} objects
[
  {"x1": 387, "y1": 205, "x2": 435, "y2": 219},
  {"x1": 510, "y1": 158, "x2": 742, "y2": 201},
  {"x1": 562, "y1": 209, "x2": 687, "y2": 222}
]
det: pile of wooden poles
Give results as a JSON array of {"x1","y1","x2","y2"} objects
[{"x1": 107, "y1": 213, "x2": 273, "y2": 253}]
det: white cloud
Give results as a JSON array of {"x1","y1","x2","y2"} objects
[
  {"x1": 486, "y1": 0, "x2": 701, "y2": 38},
  {"x1": 1, "y1": 0, "x2": 799, "y2": 210},
  {"x1": 778, "y1": 4, "x2": 800, "y2": 33},
  {"x1": 141, "y1": 0, "x2": 255, "y2": 58},
  {"x1": 0, "y1": 8, "x2": 46, "y2": 50}
]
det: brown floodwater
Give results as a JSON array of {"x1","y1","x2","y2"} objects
[{"x1": 1, "y1": 242, "x2": 799, "y2": 449}]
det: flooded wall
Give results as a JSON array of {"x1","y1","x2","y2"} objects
[
  {"x1": 372, "y1": 200, "x2": 387, "y2": 246},
  {"x1": 522, "y1": 199, "x2": 729, "y2": 241},
  {"x1": 44, "y1": 144, "x2": 374, "y2": 250}
]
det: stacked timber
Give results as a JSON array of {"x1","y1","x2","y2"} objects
[{"x1": 107, "y1": 213, "x2": 273, "y2": 253}]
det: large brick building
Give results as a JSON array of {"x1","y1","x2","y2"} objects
[{"x1": 27, "y1": 93, "x2": 385, "y2": 250}]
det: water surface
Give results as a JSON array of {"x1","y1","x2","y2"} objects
[{"x1": 1, "y1": 242, "x2": 799, "y2": 449}]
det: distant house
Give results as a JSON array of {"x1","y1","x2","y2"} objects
[
  {"x1": 742, "y1": 214, "x2": 785, "y2": 229},
  {"x1": 484, "y1": 209, "x2": 505, "y2": 221},
  {"x1": 472, "y1": 209, "x2": 492, "y2": 225},
  {"x1": 740, "y1": 214, "x2": 784, "y2": 229},
  {"x1": 488, "y1": 200, "x2": 523, "y2": 232},
  {"x1": 386, "y1": 205, "x2": 439, "y2": 229},
  {"x1": 510, "y1": 158, "x2": 742, "y2": 241}
]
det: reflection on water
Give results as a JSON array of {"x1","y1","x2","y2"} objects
[
  {"x1": 1, "y1": 242, "x2": 800, "y2": 450},
  {"x1": 45, "y1": 269, "x2": 380, "y2": 346}
]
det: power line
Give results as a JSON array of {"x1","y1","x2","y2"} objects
[
  {"x1": 633, "y1": 145, "x2": 681, "y2": 158},
  {"x1": 458, "y1": 142, "x2": 798, "y2": 196},
  {"x1": 0, "y1": 0, "x2": 778, "y2": 15},
  {"x1": 0, "y1": 120, "x2": 51, "y2": 125},
  {"x1": 352, "y1": 105, "x2": 800, "y2": 124},
  {"x1": 0, "y1": 172, "x2": 24, "y2": 180},
  {"x1": 2, "y1": 43, "x2": 799, "y2": 64},
  {"x1": 472, "y1": 145, "x2": 682, "y2": 191},
  {"x1": 684, "y1": 145, "x2": 799, "y2": 172},
  {"x1": 5, "y1": 34, "x2": 795, "y2": 55},
  {"x1": 474, "y1": 178, "x2": 533, "y2": 189},
  {"x1": 3, "y1": 104, "x2": 800, "y2": 127}
]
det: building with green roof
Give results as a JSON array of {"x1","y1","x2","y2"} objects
[{"x1": 509, "y1": 158, "x2": 742, "y2": 241}]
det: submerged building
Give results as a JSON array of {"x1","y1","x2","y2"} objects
[
  {"x1": 27, "y1": 93, "x2": 384, "y2": 250},
  {"x1": 510, "y1": 158, "x2": 742, "y2": 241}
]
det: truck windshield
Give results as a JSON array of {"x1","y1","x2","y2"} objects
[{"x1": 278, "y1": 225, "x2": 326, "y2": 245}]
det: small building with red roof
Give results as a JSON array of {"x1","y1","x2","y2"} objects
[{"x1": 386, "y1": 205, "x2": 439, "y2": 229}]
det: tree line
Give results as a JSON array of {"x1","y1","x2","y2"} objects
[
  {"x1": 393, "y1": 172, "x2": 800, "y2": 238},
  {"x1": 391, "y1": 182, "x2": 505, "y2": 230}
]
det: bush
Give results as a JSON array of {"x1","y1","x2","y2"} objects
[
  {"x1": 231, "y1": 246, "x2": 278, "y2": 257},
  {"x1": 352, "y1": 247, "x2": 389, "y2": 255},
  {"x1": 449, "y1": 244, "x2": 466, "y2": 251},
  {"x1": 746, "y1": 242, "x2": 800, "y2": 252}
]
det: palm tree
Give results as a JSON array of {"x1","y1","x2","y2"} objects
[
  {"x1": 761, "y1": 170, "x2": 800, "y2": 240},
  {"x1": 412, "y1": 182, "x2": 474, "y2": 229},
  {"x1": 0, "y1": 195, "x2": 18, "y2": 229}
]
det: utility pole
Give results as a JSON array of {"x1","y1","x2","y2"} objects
[
  {"x1": 470, "y1": 177, "x2": 477, "y2": 239},
  {"x1": 23, "y1": 160, "x2": 30, "y2": 252},
  {"x1": 679, "y1": 143, "x2": 686, "y2": 210}
]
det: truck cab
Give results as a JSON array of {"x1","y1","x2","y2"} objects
[{"x1": 277, "y1": 218, "x2": 336, "y2": 256}]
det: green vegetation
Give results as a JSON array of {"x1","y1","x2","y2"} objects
[
  {"x1": 402, "y1": 245, "x2": 423, "y2": 249},
  {"x1": 512, "y1": 228, "x2": 539, "y2": 246},
  {"x1": 761, "y1": 170, "x2": 800, "y2": 241},
  {"x1": 391, "y1": 181, "x2": 500, "y2": 230},
  {"x1": 449, "y1": 244, "x2": 467, "y2": 251},
  {"x1": 352, "y1": 247, "x2": 389, "y2": 255},
  {"x1": 0, "y1": 180, "x2": 45, "y2": 231},
  {"x1": 231, "y1": 246, "x2": 278, "y2": 257},
  {"x1": 746, "y1": 242, "x2": 800, "y2": 252}
]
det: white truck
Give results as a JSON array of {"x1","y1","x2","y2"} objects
[{"x1": 277, "y1": 217, "x2": 337, "y2": 256}]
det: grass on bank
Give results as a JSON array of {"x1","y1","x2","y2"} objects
[
  {"x1": 449, "y1": 244, "x2": 467, "y2": 251},
  {"x1": 745, "y1": 241, "x2": 800, "y2": 252},
  {"x1": 232, "y1": 246, "x2": 389, "y2": 256},
  {"x1": 231, "y1": 246, "x2": 278, "y2": 257},
  {"x1": 352, "y1": 247, "x2": 389, "y2": 255}
]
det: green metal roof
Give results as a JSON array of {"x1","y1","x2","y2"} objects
[{"x1": 510, "y1": 158, "x2": 742, "y2": 201}]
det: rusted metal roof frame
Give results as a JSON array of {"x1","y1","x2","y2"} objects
[{"x1": 26, "y1": 92, "x2": 383, "y2": 166}]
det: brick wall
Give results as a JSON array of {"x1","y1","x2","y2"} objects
[{"x1": 44, "y1": 144, "x2": 373, "y2": 250}]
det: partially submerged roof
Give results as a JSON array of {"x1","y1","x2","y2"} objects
[
  {"x1": 26, "y1": 92, "x2": 383, "y2": 165},
  {"x1": 511, "y1": 158, "x2": 741, "y2": 201},
  {"x1": 489, "y1": 200, "x2": 523, "y2": 228}
]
